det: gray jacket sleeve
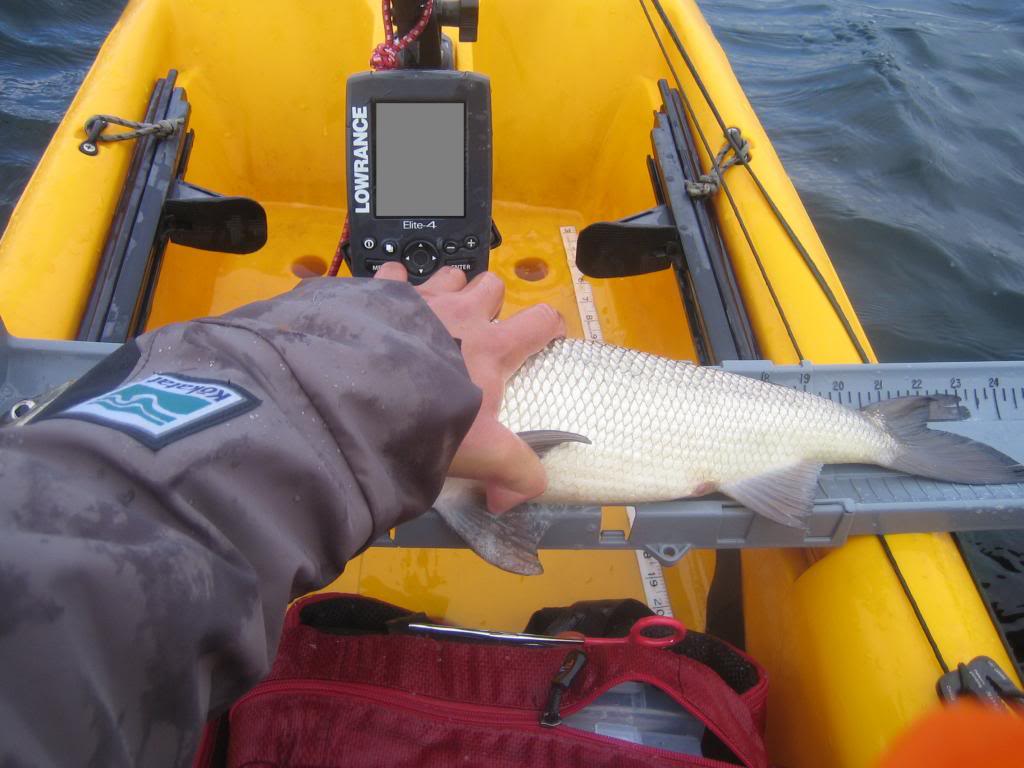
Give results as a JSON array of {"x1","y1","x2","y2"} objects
[{"x1": 0, "y1": 277, "x2": 481, "y2": 767}]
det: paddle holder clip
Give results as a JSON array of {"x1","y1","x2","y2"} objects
[
  {"x1": 77, "y1": 70, "x2": 267, "y2": 343},
  {"x1": 575, "y1": 82, "x2": 758, "y2": 365},
  {"x1": 79, "y1": 117, "x2": 108, "y2": 156},
  {"x1": 937, "y1": 656, "x2": 1024, "y2": 711}
]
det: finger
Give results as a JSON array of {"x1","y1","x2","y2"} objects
[
  {"x1": 374, "y1": 262, "x2": 408, "y2": 282},
  {"x1": 449, "y1": 422, "x2": 547, "y2": 514},
  {"x1": 484, "y1": 432, "x2": 548, "y2": 514},
  {"x1": 461, "y1": 271, "x2": 505, "y2": 321},
  {"x1": 486, "y1": 480, "x2": 544, "y2": 515},
  {"x1": 418, "y1": 265, "x2": 468, "y2": 295},
  {"x1": 489, "y1": 303, "x2": 566, "y2": 372}
]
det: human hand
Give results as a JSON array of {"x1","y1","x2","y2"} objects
[{"x1": 374, "y1": 263, "x2": 565, "y2": 513}]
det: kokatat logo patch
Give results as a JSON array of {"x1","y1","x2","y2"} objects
[{"x1": 57, "y1": 373, "x2": 259, "y2": 449}]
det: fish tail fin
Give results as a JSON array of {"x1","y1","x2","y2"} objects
[
  {"x1": 433, "y1": 480, "x2": 554, "y2": 576},
  {"x1": 867, "y1": 395, "x2": 1023, "y2": 484}
]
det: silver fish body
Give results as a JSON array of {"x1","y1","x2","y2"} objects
[
  {"x1": 437, "y1": 338, "x2": 1021, "y2": 575},
  {"x1": 500, "y1": 339, "x2": 895, "y2": 509}
]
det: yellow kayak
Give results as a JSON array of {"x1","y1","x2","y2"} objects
[{"x1": 0, "y1": 1, "x2": 1017, "y2": 765}]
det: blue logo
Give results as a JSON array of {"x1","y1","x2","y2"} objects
[{"x1": 57, "y1": 373, "x2": 259, "y2": 449}]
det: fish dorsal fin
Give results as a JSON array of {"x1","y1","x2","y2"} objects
[
  {"x1": 518, "y1": 430, "x2": 591, "y2": 458},
  {"x1": 720, "y1": 461, "x2": 823, "y2": 528},
  {"x1": 433, "y1": 480, "x2": 556, "y2": 575}
]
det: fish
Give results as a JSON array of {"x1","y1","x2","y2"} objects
[{"x1": 433, "y1": 338, "x2": 1023, "y2": 575}]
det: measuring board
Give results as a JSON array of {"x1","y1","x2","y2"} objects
[
  {"x1": 723, "y1": 358, "x2": 1024, "y2": 507},
  {"x1": 560, "y1": 225, "x2": 674, "y2": 617},
  {"x1": 722, "y1": 359, "x2": 1024, "y2": 421}
]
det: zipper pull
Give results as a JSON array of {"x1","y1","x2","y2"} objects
[{"x1": 540, "y1": 649, "x2": 588, "y2": 727}]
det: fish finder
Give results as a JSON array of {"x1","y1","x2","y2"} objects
[{"x1": 344, "y1": 69, "x2": 493, "y2": 283}]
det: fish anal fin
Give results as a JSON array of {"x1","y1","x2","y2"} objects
[
  {"x1": 720, "y1": 461, "x2": 822, "y2": 528},
  {"x1": 433, "y1": 480, "x2": 554, "y2": 575},
  {"x1": 518, "y1": 430, "x2": 591, "y2": 458}
]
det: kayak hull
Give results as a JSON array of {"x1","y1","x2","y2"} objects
[{"x1": 0, "y1": 2, "x2": 1016, "y2": 766}]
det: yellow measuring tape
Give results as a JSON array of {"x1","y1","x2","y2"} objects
[{"x1": 559, "y1": 226, "x2": 674, "y2": 617}]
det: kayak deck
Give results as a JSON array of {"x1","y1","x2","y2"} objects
[{"x1": 148, "y1": 201, "x2": 696, "y2": 357}]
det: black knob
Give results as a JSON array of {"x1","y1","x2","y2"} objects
[
  {"x1": 437, "y1": 0, "x2": 478, "y2": 42},
  {"x1": 459, "y1": 0, "x2": 479, "y2": 42}
]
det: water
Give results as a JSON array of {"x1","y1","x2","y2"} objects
[
  {"x1": 0, "y1": 0, "x2": 125, "y2": 227},
  {"x1": 701, "y1": 0, "x2": 1024, "y2": 363},
  {"x1": 0, "y1": 1, "x2": 1022, "y2": 674}
]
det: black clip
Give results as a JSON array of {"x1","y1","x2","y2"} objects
[
  {"x1": 937, "y1": 656, "x2": 1024, "y2": 710},
  {"x1": 79, "y1": 117, "x2": 108, "y2": 156},
  {"x1": 540, "y1": 649, "x2": 588, "y2": 727}
]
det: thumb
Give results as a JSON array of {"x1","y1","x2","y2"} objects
[
  {"x1": 482, "y1": 429, "x2": 548, "y2": 513},
  {"x1": 449, "y1": 421, "x2": 548, "y2": 514}
]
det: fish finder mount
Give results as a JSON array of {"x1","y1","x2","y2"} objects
[
  {"x1": 391, "y1": 0, "x2": 479, "y2": 70},
  {"x1": 343, "y1": 0, "x2": 496, "y2": 284}
]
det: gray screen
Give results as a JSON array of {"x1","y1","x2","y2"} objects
[{"x1": 375, "y1": 102, "x2": 465, "y2": 217}]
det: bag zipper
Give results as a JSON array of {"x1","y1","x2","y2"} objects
[{"x1": 232, "y1": 679, "x2": 750, "y2": 768}]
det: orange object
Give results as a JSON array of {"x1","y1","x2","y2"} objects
[{"x1": 875, "y1": 701, "x2": 1024, "y2": 768}]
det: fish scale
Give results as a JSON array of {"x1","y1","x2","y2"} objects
[{"x1": 500, "y1": 338, "x2": 896, "y2": 506}]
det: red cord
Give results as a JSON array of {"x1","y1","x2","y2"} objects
[
  {"x1": 327, "y1": 217, "x2": 350, "y2": 278},
  {"x1": 371, "y1": 0, "x2": 435, "y2": 71},
  {"x1": 328, "y1": 0, "x2": 435, "y2": 277}
]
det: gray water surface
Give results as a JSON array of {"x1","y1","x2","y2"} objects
[
  {"x1": 702, "y1": 0, "x2": 1024, "y2": 362},
  {"x1": 1, "y1": 0, "x2": 1021, "y2": 673}
]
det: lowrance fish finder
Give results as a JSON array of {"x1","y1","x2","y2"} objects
[{"x1": 345, "y1": 69, "x2": 493, "y2": 282}]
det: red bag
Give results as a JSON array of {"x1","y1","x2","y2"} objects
[{"x1": 197, "y1": 594, "x2": 769, "y2": 767}]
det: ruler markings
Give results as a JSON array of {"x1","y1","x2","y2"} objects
[
  {"x1": 767, "y1": 375, "x2": 1024, "y2": 423},
  {"x1": 559, "y1": 226, "x2": 674, "y2": 618}
]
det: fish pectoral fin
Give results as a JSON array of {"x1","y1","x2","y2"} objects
[
  {"x1": 518, "y1": 430, "x2": 591, "y2": 458},
  {"x1": 433, "y1": 480, "x2": 555, "y2": 576},
  {"x1": 720, "y1": 461, "x2": 823, "y2": 528}
]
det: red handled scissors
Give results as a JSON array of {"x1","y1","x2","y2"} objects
[{"x1": 580, "y1": 615, "x2": 687, "y2": 648}]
